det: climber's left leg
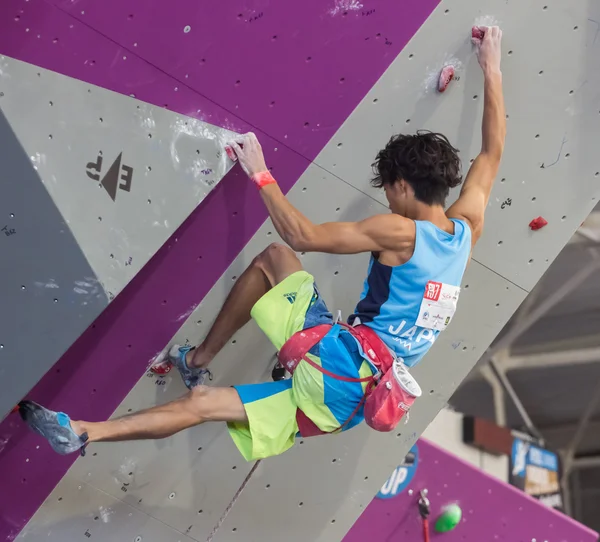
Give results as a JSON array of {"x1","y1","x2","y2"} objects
[
  {"x1": 154, "y1": 243, "x2": 304, "y2": 385},
  {"x1": 189, "y1": 242, "x2": 304, "y2": 369}
]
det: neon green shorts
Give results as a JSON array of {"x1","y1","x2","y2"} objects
[{"x1": 227, "y1": 271, "x2": 373, "y2": 461}]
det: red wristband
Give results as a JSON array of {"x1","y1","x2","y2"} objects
[{"x1": 251, "y1": 171, "x2": 277, "y2": 190}]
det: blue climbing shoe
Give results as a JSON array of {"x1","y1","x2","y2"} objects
[
  {"x1": 18, "y1": 401, "x2": 89, "y2": 456},
  {"x1": 168, "y1": 345, "x2": 212, "y2": 389}
]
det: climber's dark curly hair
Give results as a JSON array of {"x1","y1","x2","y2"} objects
[{"x1": 371, "y1": 130, "x2": 463, "y2": 206}]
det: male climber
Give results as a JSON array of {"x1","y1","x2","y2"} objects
[{"x1": 19, "y1": 27, "x2": 505, "y2": 462}]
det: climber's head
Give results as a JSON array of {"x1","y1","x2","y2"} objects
[{"x1": 371, "y1": 130, "x2": 462, "y2": 216}]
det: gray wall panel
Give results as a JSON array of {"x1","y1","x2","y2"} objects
[
  {"x1": 0, "y1": 56, "x2": 237, "y2": 299},
  {"x1": 18, "y1": 474, "x2": 197, "y2": 542},
  {"x1": 0, "y1": 55, "x2": 236, "y2": 419},
  {"x1": 0, "y1": 109, "x2": 108, "y2": 420},
  {"x1": 313, "y1": 0, "x2": 600, "y2": 291}
]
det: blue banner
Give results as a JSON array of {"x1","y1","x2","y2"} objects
[
  {"x1": 510, "y1": 437, "x2": 562, "y2": 510},
  {"x1": 376, "y1": 444, "x2": 419, "y2": 499}
]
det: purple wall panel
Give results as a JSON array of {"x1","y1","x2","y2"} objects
[
  {"x1": 344, "y1": 440, "x2": 598, "y2": 542},
  {"x1": 46, "y1": 0, "x2": 436, "y2": 159},
  {"x1": 0, "y1": 0, "x2": 439, "y2": 538}
]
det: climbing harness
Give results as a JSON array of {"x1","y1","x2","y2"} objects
[{"x1": 278, "y1": 321, "x2": 421, "y2": 434}]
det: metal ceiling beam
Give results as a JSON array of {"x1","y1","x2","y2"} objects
[
  {"x1": 573, "y1": 469, "x2": 583, "y2": 522},
  {"x1": 498, "y1": 346, "x2": 600, "y2": 371},
  {"x1": 480, "y1": 364, "x2": 507, "y2": 427},
  {"x1": 540, "y1": 420, "x2": 600, "y2": 453},
  {"x1": 511, "y1": 278, "x2": 544, "y2": 327},
  {"x1": 489, "y1": 353, "x2": 544, "y2": 442},
  {"x1": 476, "y1": 253, "x2": 600, "y2": 371},
  {"x1": 575, "y1": 227, "x2": 600, "y2": 243},
  {"x1": 570, "y1": 210, "x2": 600, "y2": 243},
  {"x1": 572, "y1": 455, "x2": 600, "y2": 469},
  {"x1": 509, "y1": 332, "x2": 600, "y2": 358},
  {"x1": 561, "y1": 381, "x2": 600, "y2": 519},
  {"x1": 562, "y1": 378, "x2": 600, "y2": 477}
]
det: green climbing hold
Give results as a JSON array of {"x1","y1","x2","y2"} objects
[{"x1": 434, "y1": 503, "x2": 462, "y2": 533}]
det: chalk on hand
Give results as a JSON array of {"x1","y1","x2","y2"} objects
[
  {"x1": 529, "y1": 216, "x2": 548, "y2": 231},
  {"x1": 438, "y1": 65, "x2": 455, "y2": 93}
]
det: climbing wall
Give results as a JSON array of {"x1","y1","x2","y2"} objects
[
  {"x1": 1, "y1": 0, "x2": 599, "y2": 541},
  {"x1": 344, "y1": 439, "x2": 599, "y2": 542},
  {"x1": 0, "y1": 57, "x2": 237, "y2": 420}
]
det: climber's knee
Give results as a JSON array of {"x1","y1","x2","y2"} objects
[
  {"x1": 186, "y1": 385, "x2": 248, "y2": 423},
  {"x1": 253, "y1": 243, "x2": 303, "y2": 286}
]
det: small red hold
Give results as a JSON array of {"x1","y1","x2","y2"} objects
[
  {"x1": 150, "y1": 361, "x2": 173, "y2": 375},
  {"x1": 438, "y1": 65, "x2": 455, "y2": 93},
  {"x1": 11, "y1": 404, "x2": 20, "y2": 414},
  {"x1": 472, "y1": 26, "x2": 485, "y2": 42},
  {"x1": 529, "y1": 216, "x2": 548, "y2": 231},
  {"x1": 225, "y1": 145, "x2": 237, "y2": 161}
]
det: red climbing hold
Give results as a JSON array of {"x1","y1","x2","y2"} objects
[
  {"x1": 11, "y1": 404, "x2": 20, "y2": 414},
  {"x1": 472, "y1": 26, "x2": 485, "y2": 42},
  {"x1": 438, "y1": 65, "x2": 455, "y2": 93},
  {"x1": 150, "y1": 361, "x2": 173, "y2": 375},
  {"x1": 529, "y1": 216, "x2": 548, "y2": 231},
  {"x1": 225, "y1": 146, "x2": 237, "y2": 161}
]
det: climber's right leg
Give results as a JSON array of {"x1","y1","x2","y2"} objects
[{"x1": 18, "y1": 385, "x2": 247, "y2": 455}]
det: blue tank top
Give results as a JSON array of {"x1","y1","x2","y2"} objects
[{"x1": 349, "y1": 219, "x2": 471, "y2": 367}]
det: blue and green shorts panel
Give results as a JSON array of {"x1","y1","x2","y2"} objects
[{"x1": 227, "y1": 271, "x2": 373, "y2": 461}]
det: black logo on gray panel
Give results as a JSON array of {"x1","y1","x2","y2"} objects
[{"x1": 86, "y1": 152, "x2": 133, "y2": 201}]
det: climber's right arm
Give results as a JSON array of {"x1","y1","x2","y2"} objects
[{"x1": 447, "y1": 26, "x2": 506, "y2": 246}]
